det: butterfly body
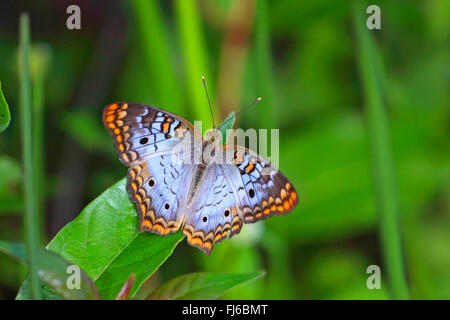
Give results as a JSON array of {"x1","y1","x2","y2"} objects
[
  {"x1": 186, "y1": 164, "x2": 208, "y2": 208},
  {"x1": 103, "y1": 102, "x2": 298, "y2": 254}
]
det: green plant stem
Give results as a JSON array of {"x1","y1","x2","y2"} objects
[
  {"x1": 32, "y1": 64, "x2": 45, "y2": 243},
  {"x1": 254, "y1": 0, "x2": 293, "y2": 299},
  {"x1": 353, "y1": 3, "x2": 409, "y2": 299},
  {"x1": 129, "y1": 0, "x2": 182, "y2": 113},
  {"x1": 254, "y1": 0, "x2": 277, "y2": 129},
  {"x1": 19, "y1": 13, "x2": 42, "y2": 299},
  {"x1": 174, "y1": 0, "x2": 214, "y2": 132},
  {"x1": 30, "y1": 44, "x2": 51, "y2": 242}
]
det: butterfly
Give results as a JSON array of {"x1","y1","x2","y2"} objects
[{"x1": 103, "y1": 102, "x2": 298, "y2": 255}]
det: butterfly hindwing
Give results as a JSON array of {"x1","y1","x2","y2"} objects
[
  {"x1": 182, "y1": 146, "x2": 298, "y2": 255},
  {"x1": 221, "y1": 145, "x2": 299, "y2": 224},
  {"x1": 183, "y1": 166, "x2": 242, "y2": 255},
  {"x1": 128, "y1": 152, "x2": 195, "y2": 235}
]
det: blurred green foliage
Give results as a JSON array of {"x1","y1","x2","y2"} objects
[
  {"x1": 0, "y1": 240, "x2": 100, "y2": 300},
  {"x1": 0, "y1": 0, "x2": 448, "y2": 299},
  {"x1": 0, "y1": 82, "x2": 11, "y2": 133}
]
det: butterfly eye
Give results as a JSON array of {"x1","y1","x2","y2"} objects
[
  {"x1": 165, "y1": 203, "x2": 170, "y2": 210},
  {"x1": 140, "y1": 137, "x2": 149, "y2": 145},
  {"x1": 148, "y1": 178, "x2": 155, "y2": 187},
  {"x1": 224, "y1": 209, "x2": 230, "y2": 217},
  {"x1": 249, "y1": 188, "x2": 255, "y2": 198},
  {"x1": 202, "y1": 216, "x2": 208, "y2": 223}
]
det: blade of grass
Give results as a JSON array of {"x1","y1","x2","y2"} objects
[
  {"x1": 253, "y1": 0, "x2": 293, "y2": 299},
  {"x1": 19, "y1": 12, "x2": 42, "y2": 299},
  {"x1": 353, "y1": 3, "x2": 409, "y2": 299},
  {"x1": 174, "y1": 0, "x2": 215, "y2": 132},
  {"x1": 262, "y1": 230, "x2": 295, "y2": 299},
  {"x1": 215, "y1": 0, "x2": 255, "y2": 120},
  {"x1": 30, "y1": 44, "x2": 51, "y2": 243},
  {"x1": 254, "y1": 0, "x2": 277, "y2": 129},
  {"x1": 129, "y1": 0, "x2": 182, "y2": 113}
]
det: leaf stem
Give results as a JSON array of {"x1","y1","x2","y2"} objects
[
  {"x1": 31, "y1": 44, "x2": 50, "y2": 243},
  {"x1": 19, "y1": 13, "x2": 42, "y2": 299}
]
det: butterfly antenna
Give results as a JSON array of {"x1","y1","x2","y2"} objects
[
  {"x1": 217, "y1": 97, "x2": 262, "y2": 130},
  {"x1": 202, "y1": 76, "x2": 215, "y2": 129}
]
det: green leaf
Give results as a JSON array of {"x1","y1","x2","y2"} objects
[
  {"x1": 0, "y1": 240, "x2": 100, "y2": 300},
  {"x1": 0, "y1": 81, "x2": 10, "y2": 133},
  {"x1": 147, "y1": 271, "x2": 265, "y2": 300},
  {"x1": 0, "y1": 152, "x2": 23, "y2": 215},
  {"x1": 0, "y1": 155, "x2": 22, "y2": 195},
  {"x1": 17, "y1": 178, "x2": 185, "y2": 300},
  {"x1": 218, "y1": 112, "x2": 236, "y2": 145}
]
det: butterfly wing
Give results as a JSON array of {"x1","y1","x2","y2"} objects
[
  {"x1": 103, "y1": 102, "x2": 199, "y2": 166},
  {"x1": 103, "y1": 102, "x2": 199, "y2": 234},
  {"x1": 183, "y1": 165, "x2": 240, "y2": 255},
  {"x1": 221, "y1": 145, "x2": 299, "y2": 224},
  {"x1": 128, "y1": 153, "x2": 195, "y2": 235},
  {"x1": 104, "y1": 102, "x2": 299, "y2": 252},
  {"x1": 183, "y1": 145, "x2": 299, "y2": 255}
]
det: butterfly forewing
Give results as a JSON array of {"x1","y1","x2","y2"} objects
[
  {"x1": 104, "y1": 102, "x2": 198, "y2": 235},
  {"x1": 103, "y1": 102, "x2": 195, "y2": 166}
]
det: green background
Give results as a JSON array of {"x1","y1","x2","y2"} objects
[{"x1": 0, "y1": 0, "x2": 448, "y2": 299}]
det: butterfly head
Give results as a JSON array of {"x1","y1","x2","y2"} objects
[{"x1": 203, "y1": 128, "x2": 221, "y2": 146}]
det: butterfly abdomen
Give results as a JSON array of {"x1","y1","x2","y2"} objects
[{"x1": 186, "y1": 164, "x2": 207, "y2": 208}]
